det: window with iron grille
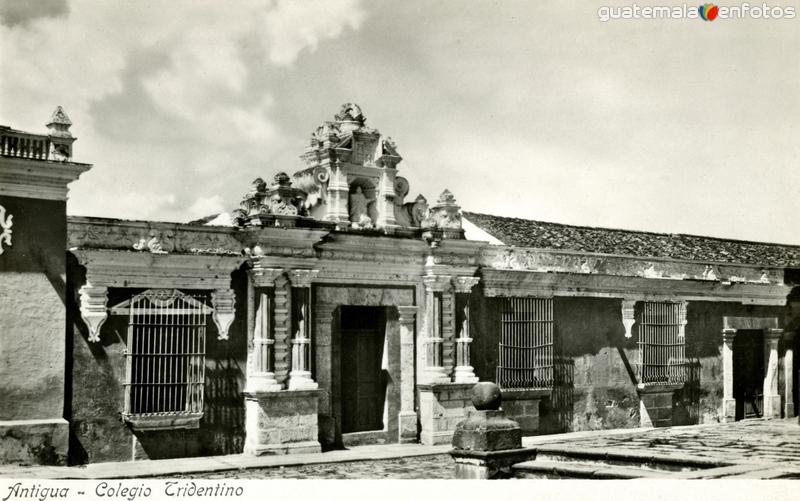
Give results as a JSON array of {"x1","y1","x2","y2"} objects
[
  {"x1": 110, "y1": 289, "x2": 212, "y2": 430},
  {"x1": 637, "y1": 301, "x2": 687, "y2": 386},
  {"x1": 496, "y1": 297, "x2": 554, "y2": 390}
]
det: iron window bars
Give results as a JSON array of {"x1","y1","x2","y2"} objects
[
  {"x1": 637, "y1": 301, "x2": 688, "y2": 386},
  {"x1": 497, "y1": 297, "x2": 554, "y2": 391},
  {"x1": 111, "y1": 289, "x2": 212, "y2": 430}
]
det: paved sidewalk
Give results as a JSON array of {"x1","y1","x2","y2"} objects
[
  {"x1": 2, "y1": 419, "x2": 798, "y2": 479},
  {"x1": 0, "y1": 443, "x2": 451, "y2": 479}
]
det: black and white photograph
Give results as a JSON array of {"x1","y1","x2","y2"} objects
[{"x1": 0, "y1": 0, "x2": 798, "y2": 496}]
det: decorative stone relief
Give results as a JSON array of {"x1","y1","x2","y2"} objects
[
  {"x1": 394, "y1": 194, "x2": 428, "y2": 228},
  {"x1": 0, "y1": 205, "x2": 13, "y2": 255},
  {"x1": 46, "y1": 106, "x2": 75, "y2": 161},
  {"x1": 621, "y1": 299, "x2": 636, "y2": 338},
  {"x1": 133, "y1": 229, "x2": 173, "y2": 254},
  {"x1": 79, "y1": 285, "x2": 109, "y2": 342},
  {"x1": 426, "y1": 189, "x2": 462, "y2": 230},
  {"x1": 233, "y1": 172, "x2": 306, "y2": 226},
  {"x1": 211, "y1": 289, "x2": 236, "y2": 340}
]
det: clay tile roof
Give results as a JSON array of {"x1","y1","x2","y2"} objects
[{"x1": 463, "y1": 211, "x2": 800, "y2": 268}]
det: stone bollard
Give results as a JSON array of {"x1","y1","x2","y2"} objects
[{"x1": 450, "y1": 382, "x2": 535, "y2": 479}]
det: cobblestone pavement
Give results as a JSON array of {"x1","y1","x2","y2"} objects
[
  {"x1": 161, "y1": 454, "x2": 454, "y2": 480},
  {"x1": 535, "y1": 418, "x2": 800, "y2": 466}
]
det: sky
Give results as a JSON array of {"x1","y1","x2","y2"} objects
[{"x1": 1, "y1": 0, "x2": 798, "y2": 244}]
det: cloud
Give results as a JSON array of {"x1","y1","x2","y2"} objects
[
  {"x1": 0, "y1": 0, "x2": 366, "y2": 221},
  {"x1": 0, "y1": 0, "x2": 69, "y2": 27}
]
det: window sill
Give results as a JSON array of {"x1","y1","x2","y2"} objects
[
  {"x1": 122, "y1": 412, "x2": 202, "y2": 431},
  {"x1": 636, "y1": 383, "x2": 685, "y2": 393}
]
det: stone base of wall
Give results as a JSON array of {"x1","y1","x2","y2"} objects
[
  {"x1": 398, "y1": 410, "x2": 417, "y2": 443},
  {"x1": 418, "y1": 383, "x2": 476, "y2": 445},
  {"x1": 500, "y1": 389, "x2": 549, "y2": 435},
  {"x1": 638, "y1": 384, "x2": 683, "y2": 428},
  {"x1": 0, "y1": 418, "x2": 69, "y2": 465},
  {"x1": 243, "y1": 390, "x2": 321, "y2": 456}
]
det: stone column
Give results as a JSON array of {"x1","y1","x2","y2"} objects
[
  {"x1": 453, "y1": 277, "x2": 480, "y2": 383},
  {"x1": 288, "y1": 269, "x2": 319, "y2": 390},
  {"x1": 785, "y1": 331, "x2": 795, "y2": 418},
  {"x1": 397, "y1": 305, "x2": 418, "y2": 443},
  {"x1": 763, "y1": 328, "x2": 783, "y2": 419},
  {"x1": 722, "y1": 328, "x2": 737, "y2": 422},
  {"x1": 245, "y1": 268, "x2": 284, "y2": 393},
  {"x1": 376, "y1": 168, "x2": 398, "y2": 229},
  {"x1": 421, "y1": 275, "x2": 451, "y2": 384},
  {"x1": 325, "y1": 166, "x2": 350, "y2": 224}
]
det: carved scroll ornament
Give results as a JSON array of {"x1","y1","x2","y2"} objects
[{"x1": 0, "y1": 205, "x2": 12, "y2": 255}]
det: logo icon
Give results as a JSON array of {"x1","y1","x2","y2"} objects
[{"x1": 699, "y1": 3, "x2": 719, "y2": 20}]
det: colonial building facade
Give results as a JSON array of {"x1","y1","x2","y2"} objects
[{"x1": 1, "y1": 105, "x2": 798, "y2": 465}]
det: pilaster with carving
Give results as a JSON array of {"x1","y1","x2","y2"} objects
[
  {"x1": 453, "y1": 276, "x2": 480, "y2": 383},
  {"x1": 441, "y1": 283, "x2": 456, "y2": 376},
  {"x1": 376, "y1": 168, "x2": 398, "y2": 229},
  {"x1": 325, "y1": 166, "x2": 350, "y2": 224},
  {"x1": 288, "y1": 269, "x2": 320, "y2": 390},
  {"x1": 421, "y1": 274, "x2": 451, "y2": 384},
  {"x1": 722, "y1": 328, "x2": 737, "y2": 422},
  {"x1": 785, "y1": 330, "x2": 796, "y2": 418},
  {"x1": 763, "y1": 328, "x2": 783, "y2": 418},
  {"x1": 79, "y1": 285, "x2": 108, "y2": 342},
  {"x1": 273, "y1": 274, "x2": 292, "y2": 386},
  {"x1": 246, "y1": 268, "x2": 285, "y2": 393},
  {"x1": 677, "y1": 300, "x2": 688, "y2": 339},
  {"x1": 397, "y1": 305, "x2": 418, "y2": 442},
  {"x1": 211, "y1": 289, "x2": 236, "y2": 341}
]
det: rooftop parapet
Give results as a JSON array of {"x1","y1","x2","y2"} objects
[{"x1": 0, "y1": 106, "x2": 76, "y2": 161}]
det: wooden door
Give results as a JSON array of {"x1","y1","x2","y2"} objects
[
  {"x1": 734, "y1": 330, "x2": 764, "y2": 420},
  {"x1": 340, "y1": 307, "x2": 386, "y2": 433}
]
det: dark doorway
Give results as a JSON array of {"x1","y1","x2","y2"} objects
[
  {"x1": 340, "y1": 306, "x2": 387, "y2": 434},
  {"x1": 733, "y1": 330, "x2": 764, "y2": 420}
]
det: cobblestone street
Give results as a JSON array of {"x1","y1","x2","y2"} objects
[{"x1": 528, "y1": 418, "x2": 800, "y2": 466}]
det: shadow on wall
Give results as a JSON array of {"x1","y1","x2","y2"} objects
[
  {"x1": 539, "y1": 357, "x2": 575, "y2": 434},
  {"x1": 672, "y1": 358, "x2": 703, "y2": 426}
]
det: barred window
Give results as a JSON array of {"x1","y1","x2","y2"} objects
[
  {"x1": 637, "y1": 301, "x2": 687, "y2": 385},
  {"x1": 497, "y1": 297, "x2": 554, "y2": 390},
  {"x1": 111, "y1": 289, "x2": 212, "y2": 430}
]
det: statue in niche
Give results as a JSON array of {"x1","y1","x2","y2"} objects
[{"x1": 349, "y1": 186, "x2": 375, "y2": 229}]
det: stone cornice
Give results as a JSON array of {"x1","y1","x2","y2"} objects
[
  {"x1": 480, "y1": 245, "x2": 787, "y2": 285},
  {"x1": 0, "y1": 156, "x2": 91, "y2": 201},
  {"x1": 481, "y1": 269, "x2": 792, "y2": 305},
  {"x1": 71, "y1": 249, "x2": 243, "y2": 289},
  {"x1": 68, "y1": 216, "x2": 243, "y2": 255}
]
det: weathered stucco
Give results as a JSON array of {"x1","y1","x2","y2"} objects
[
  {"x1": 66, "y1": 263, "x2": 248, "y2": 464},
  {"x1": 0, "y1": 196, "x2": 69, "y2": 465}
]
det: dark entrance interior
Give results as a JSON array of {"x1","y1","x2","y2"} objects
[
  {"x1": 340, "y1": 306, "x2": 387, "y2": 434},
  {"x1": 733, "y1": 330, "x2": 764, "y2": 420}
]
